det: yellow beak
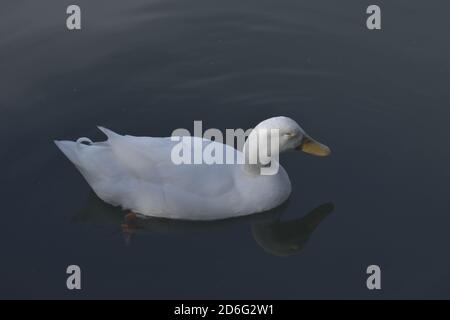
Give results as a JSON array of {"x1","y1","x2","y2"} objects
[{"x1": 296, "y1": 135, "x2": 331, "y2": 157}]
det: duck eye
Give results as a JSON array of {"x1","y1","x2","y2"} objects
[{"x1": 284, "y1": 132, "x2": 295, "y2": 138}]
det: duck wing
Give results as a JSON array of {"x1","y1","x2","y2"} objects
[{"x1": 56, "y1": 127, "x2": 244, "y2": 218}]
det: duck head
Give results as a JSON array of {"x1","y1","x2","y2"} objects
[
  {"x1": 254, "y1": 116, "x2": 331, "y2": 155},
  {"x1": 243, "y1": 116, "x2": 331, "y2": 174}
]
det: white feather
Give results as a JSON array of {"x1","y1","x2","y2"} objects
[{"x1": 55, "y1": 117, "x2": 303, "y2": 220}]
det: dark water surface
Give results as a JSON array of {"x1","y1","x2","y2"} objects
[{"x1": 1, "y1": 0, "x2": 450, "y2": 299}]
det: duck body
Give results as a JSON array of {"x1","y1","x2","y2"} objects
[{"x1": 55, "y1": 127, "x2": 292, "y2": 220}]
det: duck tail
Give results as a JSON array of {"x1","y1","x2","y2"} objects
[
  {"x1": 55, "y1": 127, "x2": 120, "y2": 166},
  {"x1": 55, "y1": 133, "x2": 97, "y2": 164},
  {"x1": 54, "y1": 140, "x2": 83, "y2": 166}
]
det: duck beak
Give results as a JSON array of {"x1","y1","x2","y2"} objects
[{"x1": 296, "y1": 135, "x2": 331, "y2": 157}]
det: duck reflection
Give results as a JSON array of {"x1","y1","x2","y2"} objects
[{"x1": 73, "y1": 193, "x2": 334, "y2": 256}]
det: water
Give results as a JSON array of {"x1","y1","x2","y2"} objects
[{"x1": 1, "y1": 0, "x2": 449, "y2": 299}]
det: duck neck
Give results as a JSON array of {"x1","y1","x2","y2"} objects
[{"x1": 242, "y1": 132, "x2": 280, "y2": 176}]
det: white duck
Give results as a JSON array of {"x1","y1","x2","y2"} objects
[{"x1": 55, "y1": 116, "x2": 330, "y2": 220}]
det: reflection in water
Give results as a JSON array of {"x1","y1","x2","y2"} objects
[
  {"x1": 74, "y1": 193, "x2": 334, "y2": 256},
  {"x1": 251, "y1": 203, "x2": 334, "y2": 256}
]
